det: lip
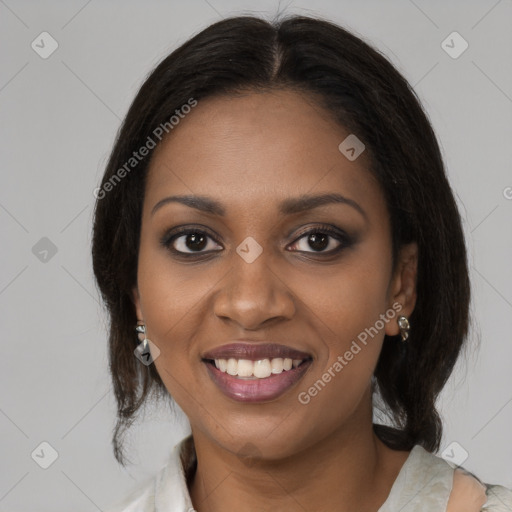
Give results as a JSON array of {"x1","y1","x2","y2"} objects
[
  {"x1": 202, "y1": 342, "x2": 312, "y2": 361},
  {"x1": 201, "y1": 342, "x2": 313, "y2": 403},
  {"x1": 204, "y1": 358, "x2": 312, "y2": 403}
]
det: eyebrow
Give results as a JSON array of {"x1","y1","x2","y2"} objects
[{"x1": 151, "y1": 193, "x2": 367, "y2": 220}]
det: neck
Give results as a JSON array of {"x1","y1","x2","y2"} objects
[{"x1": 189, "y1": 396, "x2": 408, "y2": 512}]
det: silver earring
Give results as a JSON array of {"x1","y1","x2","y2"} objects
[
  {"x1": 397, "y1": 315, "x2": 410, "y2": 342},
  {"x1": 135, "y1": 322, "x2": 149, "y2": 351},
  {"x1": 134, "y1": 321, "x2": 160, "y2": 365}
]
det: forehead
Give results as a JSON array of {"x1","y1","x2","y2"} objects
[{"x1": 144, "y1": 89, "x2": 385, "y2": 220}]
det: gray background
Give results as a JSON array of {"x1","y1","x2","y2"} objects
[{"x1": 1, "y1": 0, "x2": 511, "y2": 510}]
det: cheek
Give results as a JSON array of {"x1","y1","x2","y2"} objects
[
  {"x1": 135, "y1": 240, "x2": 228, "y2": 404},
  {"x1": 294, "y1": 241, "x2": 392, "y2": 408},
  {"x1": 300, "y1": 244, "x2": 392, "y2": 354},
  {"x1": 137, "y1": 229, "x2": 216, "y2": 328},
  {"x1": 136, "y1": 243, "x2": 196, "y2": 352},
  {"x1": 293, "y1": 293, "x2": 386, "y2": 440},
  {"x1": 328, "y1": 268, "x2": 390, "y2": 356}
]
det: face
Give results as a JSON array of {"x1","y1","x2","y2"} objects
[{"x1": 132, "y1": 89, "x2": 417, "y2": 460}]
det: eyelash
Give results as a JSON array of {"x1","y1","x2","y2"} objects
[{"x1": 160, "y1": 224, "x2": 352, "y2": 259}]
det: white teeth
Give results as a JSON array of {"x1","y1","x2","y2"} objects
[
  {"x1": 226, "y1": 358, "x2": 238, "y2": 376},
  {"x1": 254, "y1": 359, "x2": 272, "y2": 378},
  {"x1": 212, "y1": 357, "x2": 307, "y2": 378},
  {"x1": 270, "y1": 358, "x2": 284, "y2": 374},
  {"x1": 237, "y1": 359, "x2": 254, "y2": 377}
]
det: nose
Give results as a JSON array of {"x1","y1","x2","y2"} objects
[{"x1": 213, "y1": 249, "x2": 296, "y2": 330}]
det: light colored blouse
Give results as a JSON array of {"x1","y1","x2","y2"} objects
[{"x1": 105, "y1": 435, "x2": 512, "y2": 511}]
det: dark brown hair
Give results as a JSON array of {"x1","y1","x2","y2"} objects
[{"x1": 91, "y1": 14, "x2": 470, "y2": 465}]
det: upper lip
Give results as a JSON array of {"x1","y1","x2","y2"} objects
[{"x1": 202, "y1": 342, "x2": 312, "y2": 361}]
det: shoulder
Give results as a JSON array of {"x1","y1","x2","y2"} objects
[
  {"x1": 384, "y1": 444, "x2": 512, "y2": 512},
  {"x1": 446, "y1": 468, "x2": 488, "y2": 512},
  {"x1": 103, "y1": 435, "x2": 195, "y2": 512},
  {"x1": 428, "y1": 454, "x2": 512, "y2": 512},
  {"x1": 483, "y1": 484, "x2": 512, "y2": 511},
  {"x1": 447, "y1": 468, "x2": 512, "y2": 511}
]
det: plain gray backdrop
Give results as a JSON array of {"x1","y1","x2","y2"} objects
[{"x1": 1, "y1": 0, "x2": 511, "y2": 510}]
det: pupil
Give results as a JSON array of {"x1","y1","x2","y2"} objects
[
  {"x1": 309, "y1": 232, "x2": 328, "y2": 251},
  {"x1": 186, "y1": 233, "x2": 207, "y2": 251}
]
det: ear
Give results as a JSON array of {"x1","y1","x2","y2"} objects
[
  {"x1": 385, "y1": 242, "x2": 418, "y2": 337},
  {"x1": 132, "y1": 285, "x2": 144, "y2": 321}
]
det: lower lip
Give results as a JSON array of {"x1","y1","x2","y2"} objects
[{"x1": 204, "y1": 360, "x2": 312, "y2": 403}]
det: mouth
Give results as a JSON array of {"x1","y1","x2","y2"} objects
[{"x1": 201, "y1": 343, "x2": 313, "y2": 403}]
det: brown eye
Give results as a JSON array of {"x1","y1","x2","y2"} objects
[
  {"x1": 177, "y1": 232, "x2": 208, "y2": 252},
  {"x1": 162, "y1": 228, "x2": 223, "y2": 255},
  {"x1": 288, "y1": 225, "x2": 351, "y2": 254}
]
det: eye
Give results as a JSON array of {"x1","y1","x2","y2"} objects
[
  {"x1": 288, "y1": 225, "x2": 350, "y2": 254},
  {"x1": 161, "y1": 224, "x2": 352, "y2": 258},
  {"x1": 161, "y1": 227, "x2": 223, "y2": 255}
]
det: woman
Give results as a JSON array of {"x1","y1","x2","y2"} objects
[{"x1": 92, "y1": 14, "x2": 512, "y2": 511}]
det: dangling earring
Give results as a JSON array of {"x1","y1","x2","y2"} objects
[
  {"x1": 135, "y1": 321, "x2": 149, "y2": 351},
  {"x1": 134, "y1": 321, "x2": 160, "y2": 365},
  {"x1": 397, "y1": 315, "x2": 410, "y2": 342}
]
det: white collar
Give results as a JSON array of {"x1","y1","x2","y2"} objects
[{"x1": 109, "y1": 436, "x2": 462, "y2": 511}]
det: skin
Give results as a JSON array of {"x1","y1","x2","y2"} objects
[{"x1": 132, "y1": 89, "x2": 419, "y2": 512}]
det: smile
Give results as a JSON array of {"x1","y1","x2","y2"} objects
[
  {"x1": 202, "y1": 343, "x2": 313, "y2": 402},
  {"x1": 212, "y1": 357, "x2": 305, "y2": 378}
]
